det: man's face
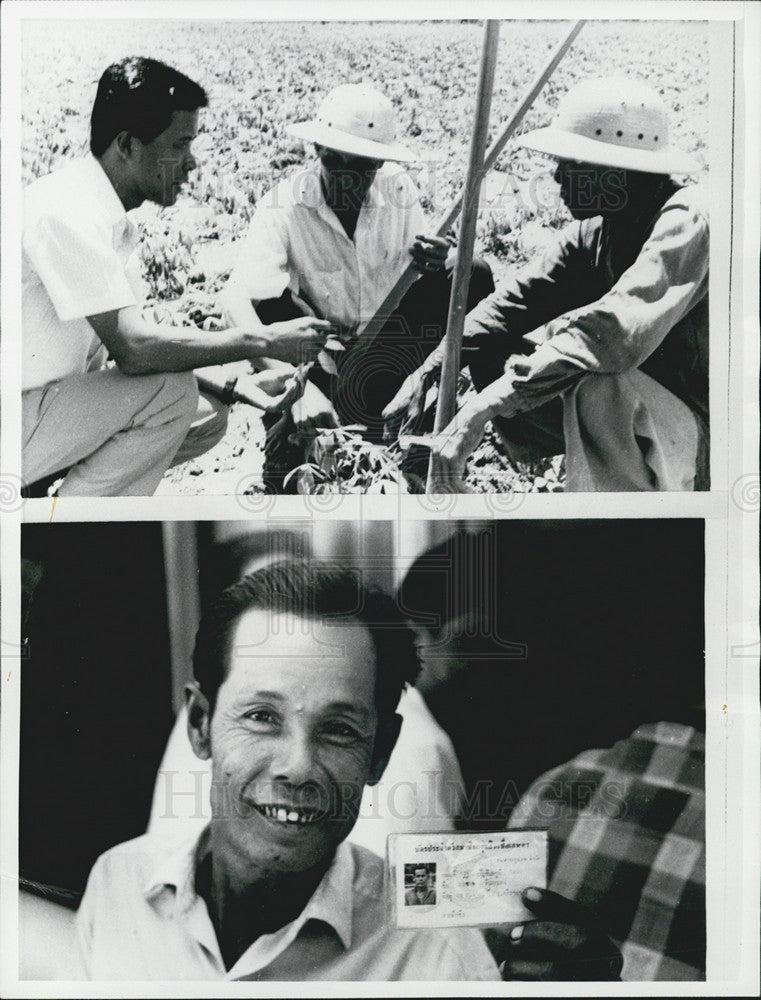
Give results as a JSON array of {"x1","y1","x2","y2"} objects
[
  {"x1": 315, "y1": 143, "x2": 383, "y2": 207},
  {"x1": 553, "y1": 158, "x2": 628, "y2": 220},
  {"x1": 195, "y1": 610, "x2": 393, "y2": 877},
  {"x1": 414, "y1": 867, "x2": 429, "y2": 889},
  {"x1": 130, "y1": 108, "x2": 200, "y2": 207}
]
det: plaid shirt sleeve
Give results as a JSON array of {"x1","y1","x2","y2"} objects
[{"x1": 507, "y1": 722, "x2": 705, "y2": 981}]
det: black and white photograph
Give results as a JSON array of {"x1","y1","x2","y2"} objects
[
  {"x1": 15, "y1": 14, "x2": 717, "y2": 497},
  {"x1": 17, "y1": 518, "x2": 705, "y2": 982},
  {"x1": 404, "y1": 863, "x2": 437, "y2": 907}
]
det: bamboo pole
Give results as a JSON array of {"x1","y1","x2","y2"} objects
[
  {"x1": 337, "y1": 19, "x2": 585, "y2": 392},
  {"x1": 426, "y1": 19, "x2": 500, "y2": 492}
]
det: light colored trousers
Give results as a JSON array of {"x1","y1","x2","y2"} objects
[
  {"x1": 496, "y1": 370, "x2": 704, "y2": 492},
  {"x1": 22, "y1": 368, "x2": 228, "y2": 496}
]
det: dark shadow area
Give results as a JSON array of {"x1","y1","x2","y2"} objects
[
  {"x1": 20, "y1": 523, "x2": 174, "y2": 898},
  {"x1": 398, "y1": 519, "x2": 705, "y2": 829}
]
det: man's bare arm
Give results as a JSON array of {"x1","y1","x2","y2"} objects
[
  {"x1": 87, "y1": 304, "x2": 329, "y2": 375},
  {"x1": 220, "y1": 284, "x2": 340, "y2": 434},
  {"x1": 219, "y1": 284, "x2": 295, "y2": 376}
]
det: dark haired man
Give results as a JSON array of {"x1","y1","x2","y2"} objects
[
  {"x1": 405, "y1": 866, "x2": 436, "y2": 906},
  {"x1": 384, "y1": 77, "x2": 709, "y2": 492},
  {"x1": 22, "y1": 57, "x2": 329, "y2": 496},
  {"x1": 74, "y1": 560, "x2": 621, "y2": 981}
]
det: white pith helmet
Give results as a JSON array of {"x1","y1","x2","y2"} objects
[
  {"x1": 288, "y1": 83, "x2": 416, "y2": 163},
  {"x1": 519, "y1": 76, "x2": 700, "y2": 174}
]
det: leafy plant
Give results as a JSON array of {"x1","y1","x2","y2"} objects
[{"x1": 284, "y1": 427, "x2": 411, "y2": 494}]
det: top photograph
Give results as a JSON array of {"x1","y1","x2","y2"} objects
[{"x1": 18, "y1": 17, "x2": 715, "y2": 497}]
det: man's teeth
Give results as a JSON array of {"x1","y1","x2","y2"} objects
[{"x1": 256, "y1": 804, "x2": 319, "y2": 825}]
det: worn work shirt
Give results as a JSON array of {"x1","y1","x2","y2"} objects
[
  {"x1": 22, "y1": 155, "x2": 142, "y2": 391},
  {"x1": 464, "y1": 181, "x2": 709, "y2": 428},
  {"x1": 74, "y1": 828, "x2": 500, "y2": 982},
  {"x1": 508, "y1": 722, "x2": 705, "y2": 981},
  {"x1": 226, "y1": 160, "x2": 425, "y2": 336}
]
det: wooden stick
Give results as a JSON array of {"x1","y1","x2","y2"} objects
[
  {"x1": 427, "y1": 19, "x2": 500, "y2": 493},
  {"x1": 337, "y1": 19, "x2": 585, "y2": 390}
]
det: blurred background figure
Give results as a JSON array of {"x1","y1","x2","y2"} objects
[
  {"x1": 398, "y1": 520, "x2": 705, "y2": 980},
  {"x1": 505, "y1": 720, "x2": 705, "y2": 980}
]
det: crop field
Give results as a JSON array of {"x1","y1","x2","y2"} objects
[{"x1": 21, "y1": 18, "x2": 709, "y2": 494}]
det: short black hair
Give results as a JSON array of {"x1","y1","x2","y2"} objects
[
  {"x1": 192, "y1": 559, "x2": 420, "y2": 719},
  {"x1": 90, "y1": 56, "x2": 208, "y2": 157}
]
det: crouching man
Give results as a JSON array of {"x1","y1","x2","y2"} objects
[
  {"x1": 75, "y1": 560, "x2": 621, "y2": 981},
  {"x1": 221, "y1": 84, "x2": 494, "y2": 492},
  {"x1": 22, "y1": 57, "x2": 329, "y2": 496},
  {"x1": 384, "y1": 77, "x2": 708, "y2": 492}
]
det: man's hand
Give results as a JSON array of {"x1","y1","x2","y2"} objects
[
  {"x1": 263, "y1": 316, "x2": 332, "y2": 366},
  {"x1": 410, "y1": 234, "x2": 451, "y2": 275},
  {"x1": 234, "y1": 371, "x2": 305, "y2": 413},
  {"x1": 382, "y1": 365, "x2": 437, "y2": 441},
  {"x1": 498, "y1": 888, "x2": 623, "y2": 981},
  {"x1": 426, "y1": 398, "x2": 491, "y2": 490},
  {"x1": 291, "y1": 381, "x2": 339, "y2": 438}
]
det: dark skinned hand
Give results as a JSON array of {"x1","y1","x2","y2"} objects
[
  {"x1": 409, "y1": 234, "x2": 451, "y2": 274},
  {"x1": 495, "y1": 887, "x2": 623, "y2": 982}
]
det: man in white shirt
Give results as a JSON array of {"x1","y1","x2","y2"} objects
[
  {"x1": 22, "y1": 56, "x2": 330, "y2": 496},
  {"x1": 221, "y1": 84, "x2": 494, "y2": 491},
  {"x1": 75, "y1": 559, "x2": 622, "y2": 981}
]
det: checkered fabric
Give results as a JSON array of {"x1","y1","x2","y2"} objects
[{"x1": 507, "y1": 722, "x2": 705, "y2": 981}]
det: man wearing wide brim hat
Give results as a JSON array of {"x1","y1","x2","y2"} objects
[
  {"x1": 221, "y1": 83, "x2": 494, "y2": 491},
  {"x1": 385, "y1": 76, "x2": 709, "y2": 493}
]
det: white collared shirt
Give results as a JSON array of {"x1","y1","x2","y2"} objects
[
  {"x1": 73, "y1": 827, "x2": 500, "y2": 982},
  {"x1": 225, "y1": 160, "x2": 426, "y2": 336},
  {"x1": 22, "y1": 155, "x2": 142, "y2": 391}
]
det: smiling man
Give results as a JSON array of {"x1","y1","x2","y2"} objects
[
  {"x1": 22, "y1": 57, "x2": 329, "y2": 496},
  {"x1": 73, "y1": 560, "x2": 621, "y2": 981},
  {"x1": 384, "y1": 77, "x2": 709, "y2": 492}
]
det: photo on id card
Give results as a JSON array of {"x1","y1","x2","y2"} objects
[{"x1": 389, "y1": 829, "x2": 548, "y2": 929}]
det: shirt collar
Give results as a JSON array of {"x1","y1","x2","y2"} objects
[
  {"x1": 81, "y1": 154, "x2": 131, "y2": 229},
  {"x1": 295, "y1": 839, "x2": 354, "y2": 950},
  {"x1": 292, "y1": 159, "x2": 385, "y2": 213},
  {"x1": 143, "y1": 825, "x2": 206, "y2": 915},
  {"x1": 143, "y1": 825, "x2": 355, "y2": 952}
]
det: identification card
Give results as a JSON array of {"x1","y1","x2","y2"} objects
[{"x1": 388, "y1": 829, "x2": 548, "y2": 929}]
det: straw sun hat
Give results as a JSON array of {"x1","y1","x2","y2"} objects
[
  {"x1": 288, "y1": 83, "x2": 416, "y2": 163},
  {"x1": 520, "y1": 77, "x2": 700, "y2": 174}
]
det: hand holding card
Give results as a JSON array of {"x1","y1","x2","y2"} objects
[{"x1": 388, "y1": 830, "x2": 548, "y2": 929}]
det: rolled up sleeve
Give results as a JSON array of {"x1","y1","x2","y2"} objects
[{"x1": 481, "y1": 196, "x2": 709, "y2": 419}]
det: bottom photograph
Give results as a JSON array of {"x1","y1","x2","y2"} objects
[{"x1": 19, "y1": 518, "x2": 705, "y2": 983}]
